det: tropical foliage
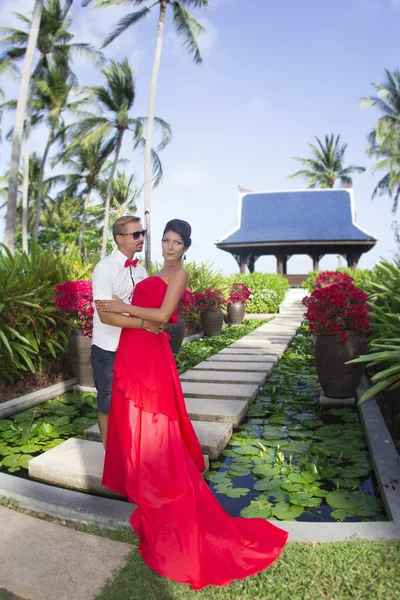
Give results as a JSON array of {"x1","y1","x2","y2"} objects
[
  {"x1": 287, "y1": 134, "x2": 365, "y2": 188},
  {"x1": 224, "y1": 273, "x2": 290, "y2": 314},
  {"x1": 348, "y1": 259, "x2": 400, "y2": 402},
  {"x1": 0, "y1": 241, "x2": 91, "y2": 384}
]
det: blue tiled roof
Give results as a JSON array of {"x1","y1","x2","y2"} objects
[{"x1": 218, "y1": 190, "x2": 376, "y2": 245}]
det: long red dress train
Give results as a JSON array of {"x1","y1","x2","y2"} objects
[{"x1": 102, "y1": 276, "x2": 288, "y2": 590}]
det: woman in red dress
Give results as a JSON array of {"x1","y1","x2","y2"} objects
[{"x1": 97, "y1": 219, "x2": 288, "y2": 590}]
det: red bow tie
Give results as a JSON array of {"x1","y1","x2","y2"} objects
[{"x1": 124, "y1": 258, "x2": 138, "y2": 268}]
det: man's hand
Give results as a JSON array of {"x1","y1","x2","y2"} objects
[{"x1": 144, "y1": 320, "x2": 166, "y2": 335}]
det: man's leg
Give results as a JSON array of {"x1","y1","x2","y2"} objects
[{"x1": 91, "y1": 344, "x2": 116, "y2": 449}]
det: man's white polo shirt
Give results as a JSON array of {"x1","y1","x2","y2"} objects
[{"x1": 92, "y1": 249, "x2": 147, "y2": 352}]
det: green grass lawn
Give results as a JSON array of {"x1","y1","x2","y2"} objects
[{"x1": 97, "y1": 538, "x2": 400, "y2": 600}]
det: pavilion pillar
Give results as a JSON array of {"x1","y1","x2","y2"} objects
[
  {"x1": 346, "y1": 251, "x2": 361, "y2": 269},
  {"x1": 247, "y1": 254, "x2": 255, "y2": 273},
  {"x1": 310, "y1": 253, "x2": 323, "y2": 271},
  {"x1": 276, "y1": 253, "x2": 284, "y2": 275},
  {"x1": 282, "y1": 255, "x2": 287, "y2": 275},
  {"x1": 240, "y1": 258, "x2": 246, "y2": 274}
]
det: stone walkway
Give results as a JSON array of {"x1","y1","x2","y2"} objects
[
  {"x1": 0, "y1": 506, "x2": 131, "y2": 600},
  {"x1": 28, "y1": 289, "x2": 306, "y2": 496}
]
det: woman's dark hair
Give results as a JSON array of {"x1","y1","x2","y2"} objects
[{"x1": 163, "y1": 219, "x2": 192, "y2": 248}]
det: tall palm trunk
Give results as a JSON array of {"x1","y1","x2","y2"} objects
[
  {"x1": 34, "y1": 129, "x2": 53, "y2": 238},
  {"x1": 143, "y1": 0, "x2": 167, "y2": 270},
  {"x1": 79, "y1": 187, "x2": 93, "y2": 251},
  {"x1": 21, "y1": 60, "x2": 43, "y2": 252},
  {"x1": 101, "y1": 133, "x2": 123, "y2": 258},
  {"x1": 5, "y1": 0, "x2": 44, "y2": 254}
]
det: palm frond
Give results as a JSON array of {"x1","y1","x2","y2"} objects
[{"x1": 172, "y1": 1, "x2": 204, "y2": 64}]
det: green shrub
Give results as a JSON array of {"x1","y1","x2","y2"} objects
[
  {"x1": 223, "y1": 272, "x2": 290, "y2": 313},
  {"x1": 302, "y1": 268, "x2": 374, "y2": 293},
  {"x1": 350, "y1": 259, "x2": 400, "y2": 402},
  {"x1": 0, "y1": 242, "x2": 92, "y2": 384}
]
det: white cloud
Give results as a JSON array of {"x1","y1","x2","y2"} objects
[{"x1": 390, "y1": 0, "x2": 400, "y2": 9}]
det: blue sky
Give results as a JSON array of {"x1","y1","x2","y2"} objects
[{"x1": 0, "y1": 0, "x2": 399, "y2": 274}]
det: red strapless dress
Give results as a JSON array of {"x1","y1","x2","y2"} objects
[{"x1": 102, "y1": 276, "x2": 288, "y2": 590}]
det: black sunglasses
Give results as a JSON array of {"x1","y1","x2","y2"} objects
[{"x1": 120, "y1": 230, "x2": 147, "y2": 240}]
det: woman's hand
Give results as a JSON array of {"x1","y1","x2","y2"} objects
[{"x1": 96, "y1": 295, "x2": 127, "y2": 314}]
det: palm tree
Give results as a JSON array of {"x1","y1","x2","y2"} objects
[
  {"x1": 54, "y1": 139, "x2": 109, "y2": 250},
  {"x1": 30, "y1": 63, "x2": 90, "y2": 236},
  {"x1": 67, "y1": 58, "x2": 171, "y2": 258},
  {"x1": 4, "y1": 0, "x2": 43, "y2": 254},
  {"x1": 0, "y1": 0, "x2": 103, "y2": 251},
  {"x1": 369, "y1": 137, "x2": 400, "y2": 213},
  {"x1": 83, "y1": 0, "x2": 208, "y2": 268},
  {"x1": 107, "y1": 170, "x2": 141, "y2": 220},
  {"x1": 361, "y1": 69, "x2": 400, "y2": 213},
  {"x1": 287, "y1": 134, "x2": 366, "y2": 188}
]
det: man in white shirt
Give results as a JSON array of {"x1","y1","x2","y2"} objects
[{"x1": 91, "y1": 215, "x2": 164, "y2": 447}]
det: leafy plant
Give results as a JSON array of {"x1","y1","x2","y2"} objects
[
  {"x1": 223, "y1": 273, "x2": 289, "y2": 314},
  {"x1": 0, "y1": 241, "x2": 90, "y2": 383},
  {"x1": 194, "y1": 289, "x2": 226, "y2": 312},
  {"x1": 348, "y1": 258, "x2": 400, "y2": 402}
]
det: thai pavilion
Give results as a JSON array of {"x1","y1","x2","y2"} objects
[{"x1": 216, "y1": 187, "x2": 377, "y2": 286}]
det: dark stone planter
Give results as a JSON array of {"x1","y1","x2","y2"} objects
[
  {"x1": 227, "y1": 301, "x2": 245, "y2": 325},
  {"x1": 200, "y1": 308, "x2": 224, "y2": 337},
  {"x1": 167, "y1": 313, "x2": 185, "y2": 354},
  {"x1": 314, "y1": 332, "x2": 368, "y2": 398},
  {"x1": 67, "y1": 330, "x2": 94, "y2": 387}
]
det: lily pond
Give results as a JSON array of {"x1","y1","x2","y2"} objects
[
  {"x1": 0, "y1": 324, "x2": 385, "y2": 523},
  {"x1": 0, "y1": 392, "x2": 98, "y2": 474},
  {"x1": 206, "y1": 326, "x2": 385, "y2": 523}
]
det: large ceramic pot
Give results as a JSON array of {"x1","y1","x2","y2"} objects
[
  {"x1": 227, "y1": 301, "x2": 245, "y2": 325},
  {"x1": 201, "y1": 308, "x2": 224, "y2": 337},
  {"x1": 167, "y1": 313, "x2": 185, "y2": 354},
  {"x1": 314, "y1": 332, "x2": 368, "y2": 398},
  {"x1": 67, "y1": 329, "x2": 94, "y2": 387}
]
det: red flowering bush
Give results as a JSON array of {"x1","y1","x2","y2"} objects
[
  {"x1": 54, "y1": 280, "x2": 94, "y2": 338},
  {"x1": 228, "y1": 282, "x2": 252, "y2": 304},
  {"x1": 314, "y1": 271, "x2": 354, "y2": 289},
  {"x1": 303, "y1": 278, "x2": 370, "y2": 341},
  {"x1": 194, "y1": 289, "x2": 226, "y2": 312},
  {"x1": 178, "y1": 289, "x2": 199, "y2": 323}
]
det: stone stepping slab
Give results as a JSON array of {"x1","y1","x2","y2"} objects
[
  {"x1": 85, "y1": 419, "x2": 232, "y2": 459},
  {"x1": 180, "y1": 369, "x2": 267, "y2": 386},
  {"x1": 223, "y1": 344, "x2": 286, "y2": 358},
  {"x1": 207, "y1": 353, "x2": 278, "y2": 365},
  {"x1": 181, "y1": 381, "x2": 260, "y2": 404},
  {"x1": 183, "y1": 397, "x2": 248, "y2": 426},
  {"x1": 28, "y1": 438, "x2": 210, "y2": 496},
  {"x1": 194, "y1": 360, "x2": 275, "y2": 374},
  {"x1": 219, "y1": 346, "x2": 281, "y2": 357}
]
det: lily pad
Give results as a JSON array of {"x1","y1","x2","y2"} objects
[
  {"x1": 225, "y1": 487, "x2": 250, "y2": 498},
  {"x1": 240, "y1": 501, "x2": 272, "y2": 519},
  {"x1": 330, "y1": 509, "x2": 349, "y2": 521},
  {"x1": 252, "y1": 464, "x2": 281, "y2": 478},
  {"x1": 288, "y1": 493, "x2": 322, "y2": 508},
  {"x1": 271, "y1": 502, "x2": 304, "y2": 520},
  {"x1": 254, "y1": 478, "x2": 281, "y2": 491},
  {"x1": 228, "y1": 464, "x2": 251, "y2": 478}
]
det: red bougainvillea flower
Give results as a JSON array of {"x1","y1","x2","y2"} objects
[
  {"x1": 194, "y1": 289, "x2": 226, "y2": 313},
  {"x1": 302, "y1": 277, "x2": 370, "y2": 342},
  {"x1": 228, "y1": 282, "x2": 252, "y2": 304},
  {"x1": 54, "y1": 280, "x2": 94, "y2": 338}
]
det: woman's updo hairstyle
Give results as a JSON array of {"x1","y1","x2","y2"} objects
[{"x1": 163, "y1": 219, "x2": 192, "y2": 249}]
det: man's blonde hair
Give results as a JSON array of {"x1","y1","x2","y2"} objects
[{"x1": 112, "y1": 216, "x2": 141, "y2": 243}]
